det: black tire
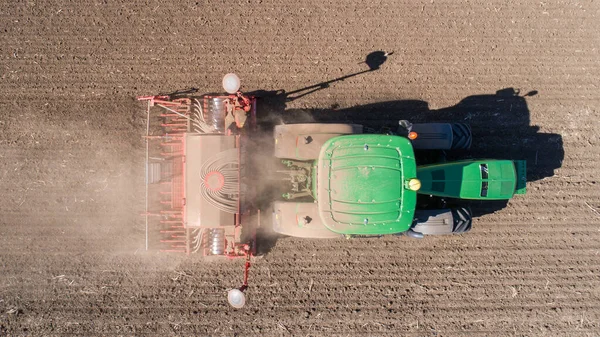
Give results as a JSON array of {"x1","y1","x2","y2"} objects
[
  {"x1": 451, "y1": 123, "x2": 472, "y2": 150},
  {"x1": 451, "y1": 207, "x2": 472, "y2": 233}
]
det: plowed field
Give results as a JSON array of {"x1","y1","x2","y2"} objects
[{"x1": 1, "y1": 1, "x2": 599, "y2": 336}]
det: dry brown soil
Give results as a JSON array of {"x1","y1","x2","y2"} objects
[{"x1": 1, "y1": 0, "x2": 600, "y2": 336}]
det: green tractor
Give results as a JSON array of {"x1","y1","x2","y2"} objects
[
  {"x1": 138, "y1": 73, "x2": 528, "y2": 308},
  {"x1": 272, "y1": 123, "x2": 527, "y2": 238}
]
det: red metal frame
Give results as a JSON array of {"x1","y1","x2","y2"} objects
[{"x1": 139, "y1": 93, "x2": 257, "y2": 257}]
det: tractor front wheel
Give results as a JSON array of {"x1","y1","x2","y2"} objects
[{"x1": 411, "y1": 207, "x2": 472, "y2": 235}]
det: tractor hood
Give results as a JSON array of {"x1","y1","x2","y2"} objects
[
  {"x1": 416, "y1": 160, "x2": 523, "y2": 200},
  {"x1": 316, "y1": 134, "x2": 418, "y2": 235}
]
